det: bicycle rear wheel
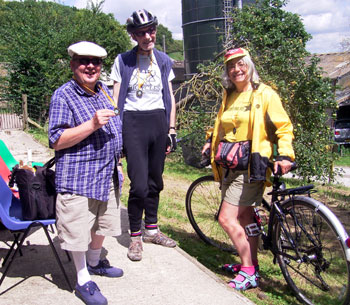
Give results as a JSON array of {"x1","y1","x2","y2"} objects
[
  {"x1": 273, "y1": 196, "x2": 350, "y2": 305},
  {"x1": 185, "y1": 175, "x2": 236, "y2": 253}
]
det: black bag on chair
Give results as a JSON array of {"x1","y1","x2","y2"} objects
[{"x1": 9, "y1": 158, "x2": 56, "y2": 220}]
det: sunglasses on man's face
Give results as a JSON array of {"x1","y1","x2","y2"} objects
[
  {"x1": 134, "y1": 27, "x2": 156, "y2": 38},
  {"x1": 74, "y1": 57, "x2": 102, "y2": 66}
]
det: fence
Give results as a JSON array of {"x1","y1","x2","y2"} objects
[
  {"x1": 0, "y1": 94, "x2": 42, "y2": 131},
  {"x1": 0, "y1": 95, "x2": 23, "y2": 130}
]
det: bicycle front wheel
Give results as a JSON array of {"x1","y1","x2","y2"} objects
[
  {"x1": 273, "y1": 196, "x2": 350, "y2": 305},
  {"x1": 185, "y1": 175, "x2": 236, "y2": 253}
]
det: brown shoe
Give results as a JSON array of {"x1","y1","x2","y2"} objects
[
  {"x1": 143, "y1": 230, "x2": 176, "y2": 248},
  {"x1": 127, "y1": 236, "x2": 143, "y2": 261}
]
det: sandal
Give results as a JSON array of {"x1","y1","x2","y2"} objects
[
  {"x1": 229, "y1": 270, "x2": 259, "y2": 291},
  {"x1": 222, "y1": 263, "x2": 259, "y2": 274},
  {"x1": 222, "y1": 263, "x2": 241, "y2": 274}
]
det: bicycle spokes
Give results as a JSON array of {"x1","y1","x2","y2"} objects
[{"x1": 274, "y1": 199, "x2": 350, "y2": 305}]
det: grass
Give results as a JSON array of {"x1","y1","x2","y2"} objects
[
  {"x1": 336, "y1": 155, "x2": 350, "y2": 166},
  {"x1": 27, "y1": 127, "x2": 49, "y2": 147},
  {"x1": 334, "y1": 146, "x2": 350, "y2": 166},
  {"x1": 168, "y1": 51, "x2": 184, "y2": 61}
]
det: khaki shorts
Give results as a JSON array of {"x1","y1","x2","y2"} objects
[
  {"x1": 221, "y1": 169, "x2": 264, "y2": 206},
  {"x1": 56, "y1": 183, "x2": 121, "y2": 252}
]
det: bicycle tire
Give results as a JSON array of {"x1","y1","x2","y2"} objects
[
  {"x1": 185, "y1": 175, "x2": 236, "y2": 253},
  {"x1": 273, "y1": 196, "x2": 350, "y2": 305}
]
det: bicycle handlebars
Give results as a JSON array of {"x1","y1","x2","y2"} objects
[{"x1": 268, "y1": 161, "x2": 297, "y2": 177}]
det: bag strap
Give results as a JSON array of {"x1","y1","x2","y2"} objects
[
  {"x1": 34, "y1": 157, "x2": 55, "y2": 170},
  {"x1": 43, "y1": 157, "x2": 55, "y2": 169},
  {"x1": 8, "y1": 164, "x2": 19, "y2": 187}
]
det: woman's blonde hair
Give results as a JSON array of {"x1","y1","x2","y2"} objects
[{"x1": 221, "y1": 55, "x2": 260, "y2": 90}]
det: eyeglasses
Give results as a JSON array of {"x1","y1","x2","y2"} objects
[
  {"x1": 74, "y1": 57, "x2": 102, "y2": 66},
  {"x1": 227, "y1": 60, "x2": 247, "y2": 70},
  {"x1": 134, "y1": 27, "x2": 156, "y2": 38}
]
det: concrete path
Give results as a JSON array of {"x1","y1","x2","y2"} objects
[
  {"x1": 334, "y1": 166, "x2": 350, "y2": 186},
  {"x1": 284, "y1": 165, "x2": 350, "y2": 187},
  {"x1": 0, "y1": 130, "x2": 255, "y2": 305}
]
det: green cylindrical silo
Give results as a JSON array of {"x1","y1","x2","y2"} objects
[
  {"x1": 181, "y1": 0, "x2": 255, "y2": 76},
  {"x1": 182, "y1": 0, "x2": 226, "y2": 76}
]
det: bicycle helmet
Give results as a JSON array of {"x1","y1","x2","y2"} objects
[{"x1": 126, "y1": 9, "x2": 158, "y2": 33}]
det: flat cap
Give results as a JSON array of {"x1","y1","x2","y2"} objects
[{"x1": 67, "y1": 41, "x2": 107, "y2": 59}]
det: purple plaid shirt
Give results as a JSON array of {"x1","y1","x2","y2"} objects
[{"x1": 48, "y1": 79, "x2": 123, "y2": 202}]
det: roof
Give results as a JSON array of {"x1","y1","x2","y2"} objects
[
  {"x1": 308, "y1": 52, "x2": 350, "y2": 106},
  {"x1": 312, "y1": 52, "x2": 350, "y2": 79}
]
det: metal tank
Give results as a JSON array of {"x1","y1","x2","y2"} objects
[{"x1": 181, "y1": 0, "x2": 254, "y2": 76}]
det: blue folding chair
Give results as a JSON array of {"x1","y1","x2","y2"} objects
[{"x1": 0, "y1": 176, "x2": 72, "y2": 291}]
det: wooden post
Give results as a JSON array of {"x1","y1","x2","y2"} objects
[{"x1": 22, "y1": 94, "x2": 28, "y2": 130}]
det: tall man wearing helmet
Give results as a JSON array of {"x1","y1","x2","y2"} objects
[{"x1": 110, "y1": 9, "x2": 177, "y2": 261}]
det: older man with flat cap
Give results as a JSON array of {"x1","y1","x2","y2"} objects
[{"x1": 49, "y1": 41, "x2": 123, "y2": 305}]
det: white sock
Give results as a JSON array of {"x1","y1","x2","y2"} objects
[
  {"x1": 71, "y1": 251, "x2": 91, "y2": 286},
  {"x1": 145, "y1": 228, "x2": 157, "y2": 236},
  {"x1": 86, "y1": 246, "x2": 102, "y2": 267}
]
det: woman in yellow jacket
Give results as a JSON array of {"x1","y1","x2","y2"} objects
[{"x1": 202, "y1": 48, "x2": 295, "y2": 290}]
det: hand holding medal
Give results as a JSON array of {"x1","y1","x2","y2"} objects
[{"x1": 92, "y1": 109, "x2": 116, "y2": 129}]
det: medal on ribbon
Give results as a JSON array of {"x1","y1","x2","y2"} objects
[
  {"x1": 136, "y1": 89, "x2": 143, "y2": 98},
  {"x1": 136, "y1": 53, "x2": 152, "y2": 100}
]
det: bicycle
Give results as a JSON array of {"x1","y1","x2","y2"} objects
[{"x1": 185, "y1": 163, "x2": 350, "y2": 305}]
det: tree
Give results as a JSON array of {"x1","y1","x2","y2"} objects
[
  {"x1": 176, "y1": 0, "x2": 337, "y2": 182},
  {"x1": 155, "y1": 24, "x2": 174, "y2": 52},
  {"x1": 0, "y1": 0, "x2": 131, "y2": 125},
  {"x1": 155, "y1": 24, "x2": 183, "y2": 60},
  {"x1": 87, "y1": 0, "x2": 105, "y2": 14},
  {"x1": 340, "y1": 37, "x2": 350, "y2": 52}
]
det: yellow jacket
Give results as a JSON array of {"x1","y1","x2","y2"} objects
[{"x1": 208, "y1": 83, "x2": 295, "y2": 183}]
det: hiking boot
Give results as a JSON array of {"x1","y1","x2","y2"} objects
[
  {"x1": 127, "y1": 236, "x2": 143, "y2": 261},
  {"x1": 75, "y1": 280, "x2": 107, "y2": 305},
  {"x1": 87, "y1": 259, "x2": 123, "y2": 278},
  {"x1": 143, "y1": 230, "x2": 176, "y2": 248}
]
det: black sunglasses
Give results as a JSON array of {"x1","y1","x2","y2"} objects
[
  {"x1": 134, "y1": 27, "x2": 156, "y2": 38},
  {"x1": 74, "y1": 57, "x2": 102, "y2": 66}
]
